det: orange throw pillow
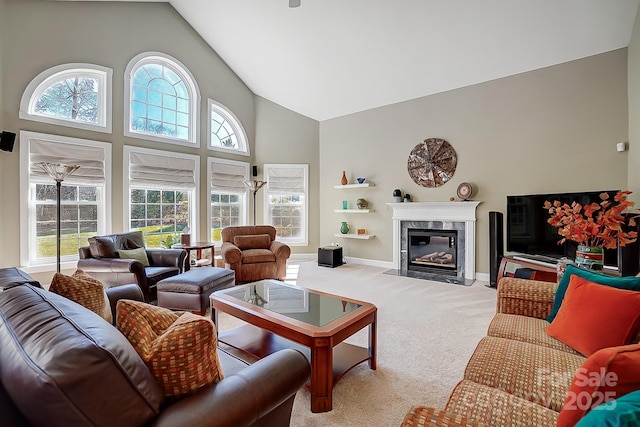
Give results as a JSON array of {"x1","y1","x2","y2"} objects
[
  {"x1": 116, "y1": 300, "x2": 224, "y2": 397},
  {"x1": 546, "y1": 275, "x2": 640, "y2": 357},
  {"x1": 557, "y1": 343, "x2": 640, "y2": 427}
]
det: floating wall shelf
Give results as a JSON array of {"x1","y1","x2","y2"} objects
[
  {"x1": 333, "y1": 183, "x2": 374, "y2": 189},
  {"x1": 333, "y1": 233, "x2": 375, "y2": 240},
  {"x1": 333, "y1": 209, "x2": 373, "y2": 214}
]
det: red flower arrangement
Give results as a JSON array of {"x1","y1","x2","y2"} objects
[{"x1": 544, "y1": 191, "x2": 638, "y2": 249}]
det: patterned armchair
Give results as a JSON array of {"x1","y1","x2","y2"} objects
[
  {"x1": 77, "y1": 231, "x2": 187, "y2": 302},
  {"x1": 220, "y1": 225, "x2": 291, "y2": 283}
]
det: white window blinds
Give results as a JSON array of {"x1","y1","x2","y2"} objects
[
  {"x1": 127, "y1": 149, "x2": 197, "y2": 190},
  {"x1": 266, "y1": 166, "x2": 305, "y2": 194},
  {"x1": 210, "y1": 160, "x2": 247, "y2": 194},
  {"x1": 29, "y1": 136, "x2": 106, "y2": 185}
]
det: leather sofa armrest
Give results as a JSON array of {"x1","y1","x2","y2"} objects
[
  {"x1": 150, "y1": 349, "x2": 310, "y2": 427},
  {"x1": 146, "y1": 248, "x2": 187, "y2": 270},
  {"x1": 105, "y1": 284, "x2": 144, "y2": 324},
  {"x1": 221, "y1": 242, "x2": 241, "y2": 265},
  {"x1": 270, "y1": 241, "x2": 291, "y2": 259},
  {"x1": 496, "y1": 277, "x2": 557, "y2": 319}
]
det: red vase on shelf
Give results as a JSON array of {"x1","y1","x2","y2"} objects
[{"x1": 341, "y1": 171, "x2": 348, "y2": 185}]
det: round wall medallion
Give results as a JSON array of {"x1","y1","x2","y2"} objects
[
  {"x1": 407, "y1": 138, "x2": 457, "y2": 188},
  {"x1": 457, "y1": 182, "x2": 473, "y2": 200}
]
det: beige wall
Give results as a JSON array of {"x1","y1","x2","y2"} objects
[
  {"x1": 0, "y1": 0, "x2": 262, "y2": 283},
  {"x1": 320, "y1": 49, "x2": 630, "y2": 275},
  {"x1": 254, "y1": 96, "x2": 320, "y2": 252},
  {"x1": 0, "y1": 0, "x2": 635, "y2": 283},
  {"x1": 629, "y1": 8, "x2": 640, "y2": 204}
]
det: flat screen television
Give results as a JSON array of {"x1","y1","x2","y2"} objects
[{"x1": 506, "y1": 190, "x2": 620, "y2": 267}]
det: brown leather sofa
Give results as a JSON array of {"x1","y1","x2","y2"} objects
[
  {"x1": 221, "y1": 225, "x2": 291, "y2": 283},
  {"x1": 0, "y1": 268, "x2": 310, "y2": 427},
  {"x1": 77, "y1": 231, "x2": 187, "y2": 302}
]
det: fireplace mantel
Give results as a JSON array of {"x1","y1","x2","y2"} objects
[{"x1": 387, "y1": 201, "x2": 481, "y2": 281}]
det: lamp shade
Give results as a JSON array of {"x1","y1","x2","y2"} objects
[{"x1": 37, "y1": 162, "x2": 81, "y2": 182}]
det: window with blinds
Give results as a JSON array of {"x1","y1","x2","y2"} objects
[
  {"x1": 208, "y1": 158, "x2": 249, "y2": 243},
  {"x1": 20, "y1": 131, "x2": 112, "y2": 269},
  {"x1": 264, "y1": 164, "x2": 308, "y2": 246},
  {"x1": 124, "y1": 146, "x2": 199, "y2": 248}
]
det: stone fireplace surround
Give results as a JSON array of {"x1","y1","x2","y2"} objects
[{"x1": 387, "y1": 202, "x2": 480, "y2": 285}]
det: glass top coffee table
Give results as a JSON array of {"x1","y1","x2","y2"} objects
[{"x1": 211, "y1": 279, "x2": 377, "y2": 413}]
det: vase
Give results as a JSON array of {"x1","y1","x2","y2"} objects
[
  {"x1": 575, "y1": 245, "x2": 604, "y2": 271},
  {"x1": 356, "y1": 198, "x2": 368, "y2": 209},
  {"x1": 340, "y1": 222, "x2": 350, "y2": 234},
  {"x1": 341, "y1": 171, "x2": 348, "y2": 185}
]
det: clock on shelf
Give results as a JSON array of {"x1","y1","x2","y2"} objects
[
  {"x1": 407, "y1": 138, "x2": 457, "y2": 188},
  {"x1": 457, "y1": 182, "x2": 473, "y2": 200}
]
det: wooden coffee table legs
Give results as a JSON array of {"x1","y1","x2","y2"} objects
[
  {"x1": 308, "y1": 311, "x2": 377, "y2": 413},
  {"x1": 310, "y1": 337, "x2": 333, "y2": 413}
]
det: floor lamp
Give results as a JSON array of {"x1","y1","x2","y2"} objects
[
  {"x1": 37, "y1": 162, "x2": 81, "y2": 273},
  {"x1": 243, "y1": 179, "x2": 267, "y2": 225}
]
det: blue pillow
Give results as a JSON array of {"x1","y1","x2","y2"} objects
[
  {"x1": 575, "y1": 389, "x2": 640, "y2": 426},
  {"x1": 547, "y1": 264, "x2": 640, "y2": 322}
]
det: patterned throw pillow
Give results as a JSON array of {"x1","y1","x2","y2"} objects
[
  {"x1": 49, "y1": 270, "x2": 113, "y2": 323},
  {"x1": 116, "y1": 300, "x2": 224, "y2": 397}
]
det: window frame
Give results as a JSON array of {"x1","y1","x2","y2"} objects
[
  {"x1": 263, "y1": 164, "x2": 309, "y2": 246},
  {"x1": 123, "y1": 145, "x2": 199, "y2": 247},
  {"x1": 19, "y1": 63, "x2": 113, "y2": 133},
  {"x1": 124, "y1": 52, "x2": 201, "y2": 148},
  {"x1": 207, "y1": 157, "x2": 250, "y2": 245},
  {"x1": 207, "y1": 99, "x2": 250, "y2": 156},
  {"x1": 19, "y1": 131, "x2": 112, "y2": 273}
]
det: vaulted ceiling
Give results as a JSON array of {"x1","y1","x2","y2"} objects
[{"x1": 73, "y1": 1, "x2": 640, "y2": 121}]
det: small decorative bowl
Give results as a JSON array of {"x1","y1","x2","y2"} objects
[{"x1": 356, "y1": 177, "x2": 366, "y2": 184}]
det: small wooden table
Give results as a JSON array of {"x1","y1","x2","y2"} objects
[
  {"x1": 211, "y1": 280, "x2": 377, "y2": 413},
  {"x1": 172, "y1": 242, "x2": 215, "y2": 271}
]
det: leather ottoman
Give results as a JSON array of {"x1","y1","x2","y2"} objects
[{"x1": 157, "y1": 268, "x2": 235, "y2": 315}]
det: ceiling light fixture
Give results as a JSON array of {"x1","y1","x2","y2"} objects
[{"x1": 289, "y1": 0, "x2": 301, "y2": 7}]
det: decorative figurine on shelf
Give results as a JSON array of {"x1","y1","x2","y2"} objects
[
  {"x1": 341, "y1": 171, "x2": 348, "y2": 185},
  {"x1": 392, "y1": 189, "x2": 402, "y2": 203},
  {"x1": 340, "y1": 222, "x2": 350, "y2": 234},
  {"x1": 357, "y1": 198, "x2": 368, "y2": 209}
]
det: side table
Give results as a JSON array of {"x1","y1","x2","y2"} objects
[{"x1": 172, "y1": 242, "x2": 216, "y2": 271}]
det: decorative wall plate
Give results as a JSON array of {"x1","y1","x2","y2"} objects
[
  {"x1": 457, "y1": 182, "x2": 473, "y2": 200},
  {"x1": 407, "y1": 138, "x2": 457, "y2": 188}
]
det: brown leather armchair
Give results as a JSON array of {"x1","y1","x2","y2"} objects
[
  {"x1": 77, "y1": 231, "x2": 187, "y2": 302},
  {"x1": 221, "y1": 225, "x2": 291, "y2": 283}
]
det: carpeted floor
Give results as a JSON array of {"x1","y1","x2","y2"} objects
[{"x1": 216, "y1": 258, "x2": 497, "y2": 427}]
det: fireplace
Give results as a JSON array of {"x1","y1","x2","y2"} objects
[
  {"x1": 387, "y1": 202, "x2": 480, "y2": 285},
  {"x1": 408, "y1": 229, "x2": 458, "y2": 276}
]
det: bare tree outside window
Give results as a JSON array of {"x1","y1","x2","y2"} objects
[{"x1": 35, "y1": 77, "x2": 99, "y2": 123}]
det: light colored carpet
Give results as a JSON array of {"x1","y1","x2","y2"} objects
[{"x1": 216, "y1": 259, "x2": 497, "y2": 427}]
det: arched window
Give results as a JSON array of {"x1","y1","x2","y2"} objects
[
  {"x1": 208, "y1": 99, "x2": 250, "y2": 155},
  {"x1": 19, "y1": 64, "x2": 112, "y2": 133},
  {"x1": 125, "y1": 52, "x2": 200, "y2": 147}
]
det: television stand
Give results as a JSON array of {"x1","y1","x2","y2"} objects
[{"x1": 498, "y1": 255, "x2": 558, "y2": 284}]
